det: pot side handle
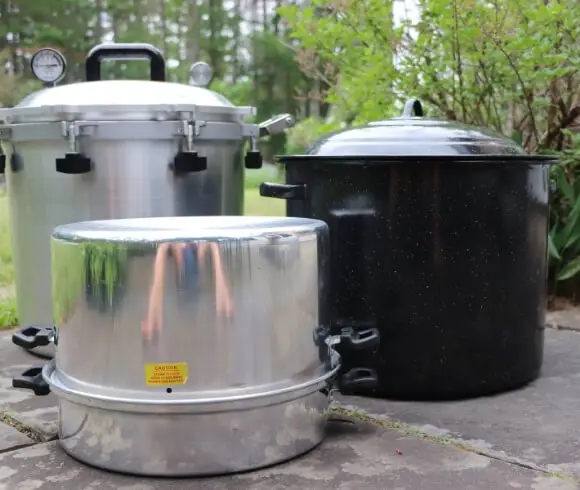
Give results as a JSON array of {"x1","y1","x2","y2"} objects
[
  {"x1": 339, "y1": 326, "x2": 380, "y2": 350},
  {"x1": 312, "y1": 325, "x2": 380, "y2": 395},
  {"x1": 313, "y1": 325, "x2": 380, "y2": 355},
  {"x1": 12, "y1": 325, "x2": 55, "y2": 350},
  {"x1": 12, "y1": 366, "x2": 51, "y2": 396},
  {"x1": 258, "y1": 114, "x2": 295, "y2": 137},
  {"x1": 244, "y1": 114, "x2": 296, "y2": 170},
  {"x1": 259, "y1": 182, "x2": 307, "y2": 200},
  {"x1": 85, "y1": 43, "x2": 166, "y2": 82},
  {"x1": 339, "y1": 367, "x2": 379, "y2": 395}
]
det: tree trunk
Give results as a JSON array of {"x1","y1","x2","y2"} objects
[{"x1": 185, "y1": 0, "x2": 200, "y2": 64}]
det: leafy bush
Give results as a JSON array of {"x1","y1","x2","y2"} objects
[
  {"x1": 548, "y1": 133, "x2": 580, "y2": 298},
  {"x1": 281, "y1": 0, "x2": 580, "y2": 301},
  {"x1": 245, "y1": 166, "x2": 284, "y2": 189},
  {"x1": 284, "y1": 116, "x2": 343, "y2": 155},
  {"x1": 0, "y1": 297, "x2": 18, "y2": 329}
]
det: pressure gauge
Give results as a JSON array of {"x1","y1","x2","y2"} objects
[
  {"x1": 189, "y1": 62, "x2": 213, "y2": 87},
  {"x1": 30, "y1": 48, "x2": 67, "y2": 85}
]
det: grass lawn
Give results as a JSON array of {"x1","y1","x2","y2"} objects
[
  {"x1": 0, "y1": 170, "x2": 285, "y2": 327},
  {"x1": 244, "y1": 188, "x2": 285, "y2": 217}
]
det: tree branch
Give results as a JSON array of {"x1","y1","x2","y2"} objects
[{"x1": 484, "y1": 33, "x2": 540, "y2": 149}]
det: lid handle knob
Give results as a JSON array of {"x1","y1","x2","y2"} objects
[
  {"x1": 402, "y1": 99, "x2": 424, "y2": 118},
  {"x1": 85, "y1": 43, "x2": 166, "y2": 82}
]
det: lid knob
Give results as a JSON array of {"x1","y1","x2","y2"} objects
[
  {"x1": 401, "y1": 99, "x2": 424, "y2": 118},
  {"x1": 189, "y1": 62, "x2": 213, "y2": 87}
]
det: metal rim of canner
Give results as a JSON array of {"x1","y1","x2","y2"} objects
[{"x1": 42, "y1": 354, "x2": 341, "y2": 415}]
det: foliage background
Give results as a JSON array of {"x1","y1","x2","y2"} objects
[
  {"x1": 0, "y1": 0, "x2": 578, "y2": 324},
  {"x1": 281, "y1": 0, "x2": 580, "y2": 301}
]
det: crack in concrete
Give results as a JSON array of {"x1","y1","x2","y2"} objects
[
  {"x1": 546, "y1": 323, "x2": 580, "y2": 333},
  {"x1": 331, "y1": 405, "x2": 578, "y2": 483},
  {"x1": 0, "y1": 440, "x2": 36, "y2": 455},
  {"x1": 0, "y1": 411, "x2": 56, "y2": 444}
]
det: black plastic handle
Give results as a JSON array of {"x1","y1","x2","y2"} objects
[
  {"x1": 340, "y1": 327, "x2": 380, "y2": 350},
  {"x1": 85, "y1": 43, "x2": 166, "y2": 82},
  {"x1": 170, "y1": 151, "x2": 207, "y2": 173},
  {"x1": 12, "y1": 366, "x2": 50, "y2": 396},
  {"x1": 0, "y1": 155, "x2": 5, "y2": 174},
  {"x1": 259, "y1": 182, "x2": 307, "y2": 200},
  {"x1": 12, "y1": 325, "x2": 54, "y2": 349},
  {"x1": 402, "y1": 99, "x2": 424, "y2": 117},
  {"x1": 56, "y1": 153, "x2": 92, "y2": 174},
  {"x1": 339, "y1": 367, "x2": 379, "y2": 394}
]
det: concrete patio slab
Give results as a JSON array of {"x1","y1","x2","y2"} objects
[
  {"x1": 0, "y1": 419, "x2": 33, "y2": 451},
  {"x1": 337, "y1": 328, "x2": 580, "y2": 480},
  {"x1": 547, "y1": 308, "x2": 580, "y2": 331},
  {"x1": 0, "y1": 330, "x2": 57, "y2": 442},
  {"x1": 0, "y1": 417, "x2": 573, "y2": 490},
  {"x1": 1, "y1": 326, "x2": 580, "y2": 488}
]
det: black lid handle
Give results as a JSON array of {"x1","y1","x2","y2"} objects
[
  {"x1": 85, "y1": 43, "x2": 166, "y2": 82},
  {"x1": 402, "y1": 99, "x2": 424, "y2": 117}
]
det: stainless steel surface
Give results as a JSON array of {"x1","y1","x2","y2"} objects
[
  {"x1": 5, "y1": 134, "x2": 244, "y2": 353},
  {"x1": 5, "y1": 120, "x2": 255, "y2": 142},
  {"x1": 0, "y1": 77, "x2": 295, "y2": 356},
  {"x1": 48, "y1": 216, "x2": 334, "y2": 475},
  {"x1": 45, "y1": 361, "x2": 334, "y2": 476},
  {"x1": 259, "y1": 114, "x2": 295, "y2": 137},
  {"x1": 0, "y1": 80, "x2": 252, "y2": 123},
  {"x1": 52, "y1": 216, "x2": 329, "y2": 392}
]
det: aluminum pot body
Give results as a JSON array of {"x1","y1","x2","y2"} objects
[
  {"x1": 6, "y1": 123, "x2": 244, "y2": 353},
  {"x1": 44, "y1": 360, "x2": 336, "y2": 476},
  {"x1": 45, "y1": 216, "x2": 337, "y2": 475},
  {"x1": 6, "y1": 126, "x2": 244, "y2": 354},
  {"x1": 261, "y1": 159, "x2": 551, "y2": 400}
]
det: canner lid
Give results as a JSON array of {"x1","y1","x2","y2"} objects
[
  {"x1": 278, "y1": 99, "x2": 556, "y2": 163},
  {"x1": 53, "y1": 216, "x2": 327, "y2": 243},
  {"x1": 305, "y1": 118, "x2": 527, "y2": 157},
  {"x1": 0, "y1": 80, "x2": 255, "y2": 124}
]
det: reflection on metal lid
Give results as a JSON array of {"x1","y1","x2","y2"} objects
[
  {"x1": 52, "y1": 216, "x2": 328, "y2": 243},
  {"x1": 18, "y1": 80, "x2": 234, "y2": 109},
  {"x1": 305, "y1": 118, "x2": 527, "y2": 157},
  {"x1": 0, "y1": 80, "x2": 256, "y2": 123}
]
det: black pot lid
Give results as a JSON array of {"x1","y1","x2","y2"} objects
[{"x1": 279, "y1": 99, "x2": 555, "y2": 162}]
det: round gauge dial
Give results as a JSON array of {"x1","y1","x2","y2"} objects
[
  {"x1": 30, "y1": 48, "x2": 67, "y2": 84},
  {"x1": 189, "y1": 62, "x2": 213, "y2": 87}
]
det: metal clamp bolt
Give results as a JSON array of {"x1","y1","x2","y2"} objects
[{"x1": 61, "y1": 122, "x2": 79, "y2": 153}]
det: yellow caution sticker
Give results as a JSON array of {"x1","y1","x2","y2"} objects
[{"x1": 144, "y1": 362, "x2": 189, "y2": 386}]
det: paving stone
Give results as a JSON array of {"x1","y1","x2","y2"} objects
[
  {"x1": 0, "y1": 420, "x2": 34, "y2": 451},
  {"x1": 337, "y1": 329, "x2": 580, "y2": 480},
  {"x1": 0, "y1": 329, "x2": 58, "y2": 442},
  {"x1": 547, "y1": 307, "x2": 580, "y2": 330},
  {"x1": 0, "y1": 418, "x2": 573, "y2": 490}
]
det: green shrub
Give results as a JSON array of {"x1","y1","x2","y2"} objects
[
  {"x1": 0, "y1": 297, "x2": 17, "y2": 329},
  {"x1": 285, "y1": 116, "x2": 344, "y2": 155},
  {"x1": 244, "y1": 166, "x2": 284, "y2": 189},
  {"x1": 548, "y1": 133, "x2": 580, "y2": 298}
]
